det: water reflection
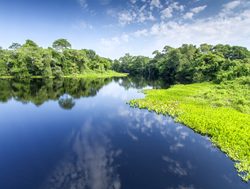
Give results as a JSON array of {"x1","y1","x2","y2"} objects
[
  {"x1": 115, "y1": 76, "x2": 169, "y2": 90},
  {"x1": 0, "y1": 78, "x2": 249, "y2": 189},
  {"x1": 0, "y1": 78, "x2": 112, "y2": 108},
  {"x1": 41, "y1": 119, "x2": 121, "y2": 189},
  {"x1": 0, "y1": 77, "x2": 166, "y2": 109},
  {"x1": 58, "y1": 95, "x2": 76, "y2": 110}
]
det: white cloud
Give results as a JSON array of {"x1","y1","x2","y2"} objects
[
  {"x1": 118, "y1": 11, "x2": 135, "y2": 25},
  {"x1": 223, "y1": 0, "x2": 241, "y2": 11},
  {"x1": 192, "y1": 5, "x2": 207, "y2": 14},
  {"x1": 150, "y1": 9, "x2": 250, "y2": 50},
  {"x1": 133, "y1": 29, "x2": 149, "y2": 37},
  {"x1": 99, "y1": 7, "x2": 250, "y2": 58},
  {"x1": 183, "y1": 5, "x2": 207, "y2": 19},
  {"x1": 219, "y1": 0, "x2": 250, "y2": 18},
  {"x1": 99, "y1": 33, "x2": 132, "y2": 58},
  {"x1": 161, "y1": 7, "x2": 173, "y2": 19},
  {"x1": 150, "y1": 0, "x2": 162, "y2": 9},
  {"x1": 118, "y1": 3, "x2": 155, "y2": 25},
  {"x1": 97, "y1": 0, "x2": 250, "y2": 59},
  {"x1": 161, "y1": 2, "x2": 185, "y2": 19}
]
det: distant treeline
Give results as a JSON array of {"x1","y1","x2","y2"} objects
[
  {"x1": 113, "y1": 44, "x2": 250, "y2": 83},
  {"x1": 0, "y1": 39, "x2": 112, "y2": 78}
]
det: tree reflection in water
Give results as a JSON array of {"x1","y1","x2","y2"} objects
[{"x1": 0, "y1": 78, "x2": 112, "y2": 109}]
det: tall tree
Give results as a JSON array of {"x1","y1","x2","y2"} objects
[
  {"x1": 9, "y1": 43, "x2": 21, "y2": 50},
  {"x1": 52, "y1": 39, "x2": 72, "y2": 51},
  {"x1": 22, "y1": 40, "x2": 38, "y2": 48}
]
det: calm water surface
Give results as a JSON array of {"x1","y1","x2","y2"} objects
[{"x1": 0, "y1": 77, "x2": 249, "y2": 189}]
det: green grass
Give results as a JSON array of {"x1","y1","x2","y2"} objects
[
  {"x1": 0, "y1": 71, "x2": 128, "y2": 79},
  {"x1": 0, "y1": 76, "x2": 13, "y2": 79},
  {"x1": 130, "y1": 77, "x2": 250, "y2": 182},
  {"x1": 63, "y1": 71, "x2": 128, "y2": 78}
]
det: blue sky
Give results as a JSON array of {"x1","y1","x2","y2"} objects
[{"x1": 0, "y1": 0, "x2": 249, "y2": 58}]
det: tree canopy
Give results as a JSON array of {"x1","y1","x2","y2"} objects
[
  {"x1": 113, "y1": 44, "x2": 250, "y2": 83},
  {"x1": 52, "y1": 39, "x2": 72, "y2": 51},
  {"x1": 0, "y1": 39, "x2": 113, "y2": 78}
]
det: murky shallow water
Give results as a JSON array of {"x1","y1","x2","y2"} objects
[{"x1": 0, "y1": 78, "x2": 249, "y2": 189}]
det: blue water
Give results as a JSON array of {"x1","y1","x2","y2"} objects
[{"x1": 0, "y1": 78, "x2": 249, "y2": 189}]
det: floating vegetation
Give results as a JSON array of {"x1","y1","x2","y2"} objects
[{"x1": 130, "y1": 77, "x2": 250, "y2": 181}]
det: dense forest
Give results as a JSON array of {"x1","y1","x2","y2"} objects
[
  {"x1": 2, "y1": 41, "x2": 249, "y2": 82},
  {"x1": 0, "y1": 39, "x2": 113, "y2": 78},
  {"x1": 113, "y1": 44, "x2": 250, "y2": 83}
]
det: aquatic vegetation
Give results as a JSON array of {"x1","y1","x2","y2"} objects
[
  {"x1": 63, "y1": 71, "x2": 128, "y2": 79},
  {"x1": 130, "y1": 77, "x2": 250, "y2": 181}
]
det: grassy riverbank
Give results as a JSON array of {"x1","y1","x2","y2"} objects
[
  {"x1": 0, "y1": 71, "x2": 128, "y2": 79},
  {"x1": 130, "y1": 77, "x2": 250, "y2": 181},
  {"x1": 63, "y1": 71, "x2": 128, "y2": 78}
]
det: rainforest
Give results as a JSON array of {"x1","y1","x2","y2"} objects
[
  {"x1": 0, "y1": 39, "x2": 126, "y2": 78},
  {"x1": 0, "y1": 41, "x2": 250, "y2": 186},
  {"x1": 1, "y1": 0, "x2": 250, "y2": 188}
]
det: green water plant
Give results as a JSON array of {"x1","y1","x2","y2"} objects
[{"x1": 130, "y1": 77, "x2": 250, "y2": 181}]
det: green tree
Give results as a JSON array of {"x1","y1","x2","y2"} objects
[
  {"x1": 52, "y1": 39, "x2": 72, "y2": 51},
  {"x1": 194, "y1": 53, "x2": 225, "y2": 82},
  {"x1": 9, "y1": 43, "x2": 21, "y2": 50},
  {"x1": 22, "y1": 40, "x2": 38, "y2": 48}
]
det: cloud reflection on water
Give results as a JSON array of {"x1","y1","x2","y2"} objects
[{"x1": 41, "y1": 119, "x2": 121, "y2": 189}]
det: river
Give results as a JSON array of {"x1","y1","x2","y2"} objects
[{"x1": 0, "y1": 77, "x2": 248, "y2": 189}]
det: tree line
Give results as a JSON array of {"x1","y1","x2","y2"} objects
[
  {"x1": 0, "y1": 39, "x2": 112, "y2": 78},
  {"x1": 113, "y1": 44, "x2": 250, "y2": 83}
]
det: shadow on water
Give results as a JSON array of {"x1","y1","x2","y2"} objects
[{"x1": 0, "y1": 77, "x2": 249, "y2": 189}]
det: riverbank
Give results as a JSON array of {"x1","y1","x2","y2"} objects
[
  {"x1": 130, "y1": 77, "x2": 250, "y2": 182},
  {"x1": 0, "y1": 71, "x2": 128, "y2": 79},
  {"x1": 63, "y1": 71, "x2": 128, "y2": 78}
]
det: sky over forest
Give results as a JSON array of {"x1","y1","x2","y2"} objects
[{"x1": 0, "y1": 0, "x2": 250, "y2": 58}]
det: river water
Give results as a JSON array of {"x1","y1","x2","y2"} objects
[{"x1": 0, "y1": 77, "x2": 249, "y2": 189}]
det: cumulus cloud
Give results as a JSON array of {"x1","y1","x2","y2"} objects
[
  {"x1": 118, "y1": 11, "x2": 136, "y2": 25},
  {"x1": 98, "y1": 0, "x2": 250, "y2": 58},
  {"x1": 149, "y1": 8, "x2": 250, "y2": 49},
  {"x1": 100, "y1": 3, "x2": 250, "y2": 58},
  {"x1": 183, "y1": 5, "x2": 207, "y2": 19},
  {"x1": 118, "y1": 3, "x2": 155, "y2": 25},
  {"x1": 161, "y1": 2, "x2": 185, "y2": 19},
  {"x1": 223, "y1": 0, "x2": 241, "y2": 11},
  {"x1": 150, "y1": 0, "x2": 162, "y2": 9}
]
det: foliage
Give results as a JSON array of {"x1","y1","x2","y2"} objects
[
  {"x1": 0, "y1": 39, "x2": 116, "y2": 78},
  {"x1": 52, "y1": 39, "x2": 72, "y2": 51},
  {"x1": 114, "y1": 44, "x2": 250, "y2": 84},
  {"x1": 0, "y1": 78, "x2": 112, "y2": 107},
  {"x1": 130, "y1": 77, "x2": 250, "y2": 181},
  {"x1": 9, "y1": 43, "x2": 21, "y2": 50}
]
